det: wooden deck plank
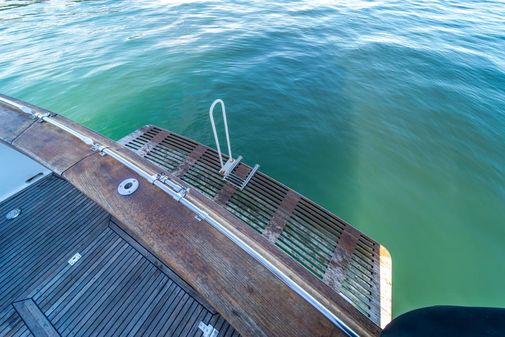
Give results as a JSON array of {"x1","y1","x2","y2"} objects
[
  {"x1": 13, "y1": 299, "x2": 59, "y2": 337},
  {"x1": 0, "y1": 94, "x2": 36, "y2": 144},
  {"x1": 12, "y1": 123, "x2": 94, "y2": 176},
  {"x1": 0, "y1": 175, "x2": 239, "y2": 337},
  {"x1": 32, "y1": 230, "x2": 120, "y2": 306},
  {"x1": 0, "y1": 306, "x2": 26, "y2": 336},
  {"x1": 0, "y1": 175, "x2": 109, "y2": 312},
  {"x1": 109, "y1": 221, "x2": 216, "y2": 313}
]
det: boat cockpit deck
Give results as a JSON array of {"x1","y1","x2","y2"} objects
[{"x1": 0, "y1": 174, "x2": 238, "y2": 337}]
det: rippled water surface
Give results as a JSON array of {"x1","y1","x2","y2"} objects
[{"x1": 1, "y1": 0, "x2": 504, "y2": 317}]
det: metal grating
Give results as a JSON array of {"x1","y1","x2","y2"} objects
[
  {"x1": 124, "y1": 126, "x2": 198, "y2": 173},
  {"x1": 0, "y1": 175, "x2": 240, "y2": 337},
  {"x1": 341, "y1": 235, "x2": 379, "y2": 321},
  {"x1": 276, "y1": 197, "x2": 341, "y2": 279},
  {"x1": 181, "y1": 149, "x2": 226, "y2": 198},
  {"x1": 123, "y1": 128, "x2": 158, "y2": 151},
  {"x1": 120, "y1": 125, "x2": 385, "y2": 325},
  {"x1": 0, "y1": 306, "x2": 32, "y2": 337},
  {"x1": 226, "y1": 173, "x2": 287, "y2": 234}
]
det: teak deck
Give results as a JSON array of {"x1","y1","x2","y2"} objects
[
  {"x1": 0, "y1": 175, "x2": 238, "y2": 337},
  {"x1": 0, "y1": 95, "x2": 391, "y2": 337}
]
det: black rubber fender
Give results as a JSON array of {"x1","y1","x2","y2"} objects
[{"x1": 381, "y1": 306, "x2": 505, "y2": 337}]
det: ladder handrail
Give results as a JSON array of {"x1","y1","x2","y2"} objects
[{"x1": 209, "y1": 99, "x2": 232, "y2": 168}]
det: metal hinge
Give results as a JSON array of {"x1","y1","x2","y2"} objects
[{"x1": 198, "y1": 322, "x2": 219, "y2": 337}]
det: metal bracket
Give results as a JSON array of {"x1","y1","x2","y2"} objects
[
  {"x1": 90, "y1": 143, "x2": 107, "y2": 154},
  {"x1": 28, "y1": 110, "x2": 54, "y2": 122},
  {"x1": 198, "y1": 322, "x2": 219, "y2": 337},
  {"x1": 241, "y1": 164, "x2": 260, "y2": 188},
  {"x1": 220, "y1": 155, "x2": 242, "y2": 178},
  {"x1": 68, "y1": 253, "x2": 81, "y2": 266},
  {"x1": 156, "y1": 174, "x2": 188, "y2": 200},
  {"x1": 224, "y1": 163, "x2": 260, "y2": 190}
]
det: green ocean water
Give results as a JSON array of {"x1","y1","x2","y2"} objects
[{"x1": 1, "y1": 0, "x2": 504, "y2": 318}]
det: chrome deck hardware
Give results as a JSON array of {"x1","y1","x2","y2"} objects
[
  {"x1": 68, "y1": 253, "x2": 82, "y2": 266},
  {"x1": 198, "y1": 322, "x2": 219, "y2": 337},
  {"x1": 5, "y1": 208, "x2": 21, "y2": 220},
  {"x1": 117, "y1": 178, "x2": 139, "y2": 196},
  {"x1": 208, "y1": 99, "x2": 259, "y2": 190}
]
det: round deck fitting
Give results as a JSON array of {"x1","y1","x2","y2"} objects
[
  {"x1": 117, "y1": 178, "x2": 139, "y2": 196},
  {"x1": 5, "y1": 208, "x2": 21, "y2": 220}
]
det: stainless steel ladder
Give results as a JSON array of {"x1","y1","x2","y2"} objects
[{"x1": 209, "y1": 99, "x2": 259, "y2": 190}]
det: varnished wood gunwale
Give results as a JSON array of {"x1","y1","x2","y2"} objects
[{"x1": 0, "y1": 96, "x2": 385, "y2": 337}]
